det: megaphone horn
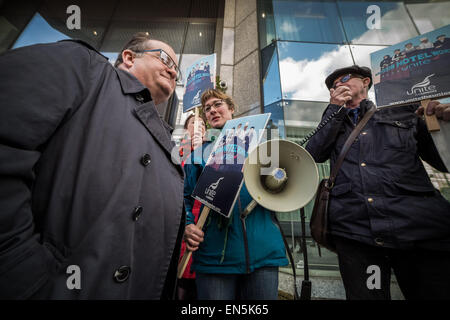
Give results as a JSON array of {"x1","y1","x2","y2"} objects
[{"x1": 242, "y1": 139, "x2": 319, "y2": 214}]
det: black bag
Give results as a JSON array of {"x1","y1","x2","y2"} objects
[
  {"x1": 310, "y1": 178, "x2": 335, "y2": 252},
  {"x1": 310, "y1": 106, "x2": 376, "y2": 252}
]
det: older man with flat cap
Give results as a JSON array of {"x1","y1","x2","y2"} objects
[{"x1": 306, "y1": 65, "x2": 450, "y2": 300}]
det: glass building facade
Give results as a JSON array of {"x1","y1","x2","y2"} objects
[
  {"x1": 258, "y1": 0, "x2": 450, "y2": 274},
  {"x1": 0, "y1": 0, "x2": 222, "y2": 128}
]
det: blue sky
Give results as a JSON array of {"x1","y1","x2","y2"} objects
[{"x1": 13, "y1": 13, "x2": 70, "y2": 49}]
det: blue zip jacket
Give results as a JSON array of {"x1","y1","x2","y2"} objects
[{"x1": 184, "y1": 141, "x2": 288, "y2": 274}]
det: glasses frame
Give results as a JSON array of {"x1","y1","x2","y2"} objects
[
  {"x1": 203, "y1": 99, "x2": 224, "y2": 113},
  {"x1": 332, "y1": 73, "x2": 364, "y2": 89},
  {"x1": 135, "y1": 49, "x2": 181, "y2": 81}
]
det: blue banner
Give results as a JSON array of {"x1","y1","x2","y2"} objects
[
  {"x1": 370, "y1": 24, "x2": 450, "y2": 107},
  {"x1": 192, "y1": 113, "x2": 271, "y2": 218},
  {"x1": 183, "y1": 54, "x2": 216, "y2": 112}
]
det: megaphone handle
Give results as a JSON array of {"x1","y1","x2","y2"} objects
[
  {"x1": 177, "y1": 206, "x2": 211, "y2": 279},
  {"x1": 241, "y1": 199, "x2": 257, "y2": 218}
]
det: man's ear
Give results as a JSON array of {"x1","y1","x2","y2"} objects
[
  {"x1": 363, "y1": 77, "x2": 371, "y2": 88},
  {"x1": 121, "y1": 49, "x2": 135, "y2": 69}
]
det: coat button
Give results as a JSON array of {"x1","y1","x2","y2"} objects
[
  {"x1": 375, "y1": 238, "x2": 384, "y2": 246},
  {"x1": 113, "y1": 266, "x2": 131, "y2": 283},
  {"x1": 133, "y1": 206, "x2": 143, "y2": 221},
  {"x1": 135, "y1": 94, "x2": 144, "y2": 102},
  {"x1": 140, "y1": 154, "x2": 151, "y2": 166}
]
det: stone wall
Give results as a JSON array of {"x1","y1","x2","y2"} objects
[{"x1": 220, "y1": 0, "x2": 261, "y2": 117}]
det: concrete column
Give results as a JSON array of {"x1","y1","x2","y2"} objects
[{"x1": 219, "y1": 0, "x2": 261, "y2": 117}]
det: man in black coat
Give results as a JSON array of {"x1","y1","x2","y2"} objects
[
  {"x1": 306, "y1": 65, "x2": 450, "y2": 300},
  {"x1": 0, "y1": 33, "x2": 185, "y2": 299}
]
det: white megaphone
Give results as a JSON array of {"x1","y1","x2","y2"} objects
[
  {"x1": 241, "y1": 139, "x2": 319, "y2": 215},
  {"x1": 177, "y1": 139, "x2": 319, "y2": 280}
]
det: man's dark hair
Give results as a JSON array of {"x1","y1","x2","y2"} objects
[{"x1": 114, "y1": 32, "x2": 152, "y2": 67}]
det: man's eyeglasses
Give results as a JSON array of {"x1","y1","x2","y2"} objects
[
  {"x1": 332, "y1": 74, "x2": 364, "y2": 89},
  {"x1": 204, "y1": 99, "x2": 224, "y2": 113},
  {"x1": 135, "y1": 49, "x2": 182, "y2": 81}
]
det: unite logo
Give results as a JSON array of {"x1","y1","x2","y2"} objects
[
  {"x1": 192, "y1": 89, "x2": 202, "y2": 105},
  {"x1": 205, "y1": 177, "x2": 224, "y2": 201},
  {"x1": 406, "y1": 74, "x2": 436, "y2": 96}
]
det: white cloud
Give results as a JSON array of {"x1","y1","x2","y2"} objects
[
  {"x1": 279, "y1": 20, "x2": 301, "y2": 35},
  {"x1": 279, "y1": 46, "x2": 353, "y2": 101},
  {"x1": 353, "y1": 3, "x2": 416, "y2": 45},
  {"x1": 276, "y1": 3, "x2": 426, "y2": 105}
]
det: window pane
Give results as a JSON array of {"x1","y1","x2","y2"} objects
[
  {"x1": 264, "y1": 101, "x2": 286, "y2": 139},
  {"x1": 407, "y1": 1, "x2": 450, "y2": 34},
  {"x1": 337, "y1": 1, "x2": 418, "y2": 45},
  {"x1": 279, "y1": 111, "x2": 338, "y2": 272},
  {"x1": 258, "y1": 0, "x2": 276, "y2": 48},
  {"x1": 277, "y1": 41, "x2": 354, "y2": 102},
  {"x1": 261, "y1": 43, "x2": 283, "y2": 106},
  {"x1": 350, "y1": 44, "x2": 388, "y2": 102},
  {"x1": 284, "y1": 100, "x2": 329, "y2": 127},
  {"x1": 273, "y1": 0, "x2": 346, "y2": 43},
  {"x1": 100, "y1": 52, "x2": 119, "y2": 65}
]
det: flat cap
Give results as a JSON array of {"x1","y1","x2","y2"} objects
[{"x1": 325, "y1": 65, "x2": 373, "y2": 90}]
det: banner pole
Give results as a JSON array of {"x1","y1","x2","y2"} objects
[
  {"x1": 421, "y1": 99, "x2": 441, "y2": 132},
  {"x1": 177, "y1": 206, "x2": 211, "y2": 279},
  {"x1": 193, "y1": 106, "x2": 201, "y2": 149}
]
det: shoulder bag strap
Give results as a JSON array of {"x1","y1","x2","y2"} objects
[{"x1": 328, "y1": 105, "x2": 376, "y2": 187}]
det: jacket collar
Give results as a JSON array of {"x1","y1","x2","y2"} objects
[
  {"x1": 114, "y1": 68, "x2": 152, "y2": 99},
  {"x1": 134, "y1": 102, "x2": 174, "y2": 157},
  {"x1": 358, "y1": 99, "x2": 376, "y2": 116},
  {"x1": 58, "y1": 39, "x2": 108, "y2": 60},
  {"x1": 60, "y1": 39, "x2": 149, "y2": 98}
]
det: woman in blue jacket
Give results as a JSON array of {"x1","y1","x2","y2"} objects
[{"x1": 183, "y1": 89, "x2": 288, "y2": 300}]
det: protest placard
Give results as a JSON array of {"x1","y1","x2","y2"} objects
[
  {"x1": 371, "y1": 24, "x2": 450, "y2": 170},
  {"x1": 371, "y1": 24, "x2": 450, "y2": 107},
  {"x1": 191, "y1": 113, "x2": 271, "y2": 218},
  {"x1": 182, "y1": 54, "x2": 216, "y2": 112}
]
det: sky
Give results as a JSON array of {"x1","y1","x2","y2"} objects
[{"x1": 13, "y1": 13, "x2": 69, "y2": 49}]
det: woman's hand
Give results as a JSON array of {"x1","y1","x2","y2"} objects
[{"x1": 184, "y1": 223, "x2": 204, "y2": 251}]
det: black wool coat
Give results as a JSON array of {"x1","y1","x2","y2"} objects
[
  {"x1": 0, "y1": 40, "x2": 184, "y2": 299},
  {"x1": 306, "y1": 100, "x2": 450, "y2": 250}
]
